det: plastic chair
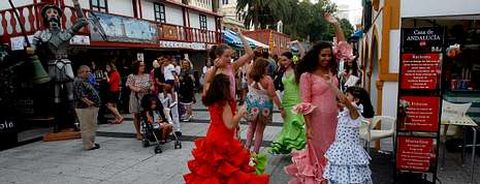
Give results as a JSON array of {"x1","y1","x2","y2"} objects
[
  {"x1": 440, "y1": 100, "x2": 473, "y2": 169},
  {"x1": 360, "y1": 116, "x2": 396, "y2": 153}
]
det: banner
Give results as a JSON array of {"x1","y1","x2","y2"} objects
[{"x1": 89, "y1": 12, "x2": 157, "y2": 43}]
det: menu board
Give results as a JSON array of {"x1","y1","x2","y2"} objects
[
  {"x1": 397, "y1": 96, "x2": 440, "y2": 132},
  {"x1": 400, "y1": 53, "x2": 442, "y2": 90},
  {"x1": 396, "y1": 136, "x2": 437, "y2": 172},
  {"x1": 395, "y1": 27, "x2": 444, "y2": 181}
]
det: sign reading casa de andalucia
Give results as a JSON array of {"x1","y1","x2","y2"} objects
[{"x1": 402, "y1": 28, "x2": 444, "y2": 53}]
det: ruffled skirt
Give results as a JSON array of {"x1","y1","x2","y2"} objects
[
  {"x1": 323, "y1": 143, "x2": 372, "y2": 184},
  {"x1": 270, "y1": 106, "x2": 306, "y2": 154},
  {"x1": 284, "y1": 142, "x2": 327, "y2": 184},
  {"x1": 184, "y1": 138, "x2": 269, "y2": 184}
]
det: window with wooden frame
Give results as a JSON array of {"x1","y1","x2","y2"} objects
[
  {"x1": 154, "y1": 3, "x2": 166, "y2": 23},
  {"x1": 90, "y1": 0, "x2": 108, "y2": 12},
  {"x1": 199, "y1": 14, "x2": 207, "y2": 30}
]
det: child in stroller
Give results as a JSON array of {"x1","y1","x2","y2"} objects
[
  {"x1": 141, "y1": 94, "x2": 181, "y2": 154},
  {"x1": 158, "y1": 84, "x2": 182, "y2": 137}
]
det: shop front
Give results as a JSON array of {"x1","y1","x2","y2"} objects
[
  {"x1": 0, "y1": 3, "x2": 221, "y2": 144},
  {"x1": 391, "y1": 1, "x2": 480, "y2": 183}
]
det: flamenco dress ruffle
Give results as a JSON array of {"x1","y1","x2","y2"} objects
[
  {"x1": 284, "y1": 142, "x2": 327, "y2": 184},
  {"x1": 269, "y1": 105, "x2": 306, "y2": 154},
  {"x1": 184, "y1": 102, "x2": 269, "y2": 184},
  {"x1": 323, "y1": 109, "x2": 372, "y2": 184},
  {"x1": 270, "y1": 73, "x2": 307, "y2": 154}
]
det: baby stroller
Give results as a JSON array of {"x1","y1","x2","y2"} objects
[{"x1": 140, "y1": 94, "x2": 181, "y2": 154}]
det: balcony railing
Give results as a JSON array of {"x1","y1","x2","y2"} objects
[
  {"x1": 158, "y1": 23, "x2": 220, "y2": 44},
  {"x1": 0, "y1": 3, "x2": 44, "y2": 41},
  {"x1": 0, "y1": 3, "x2": 221, "y2": 45}
]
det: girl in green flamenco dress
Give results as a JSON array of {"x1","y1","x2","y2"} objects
[{"x1": 270, "y1": 44, "x2": 307, "y2": 154}]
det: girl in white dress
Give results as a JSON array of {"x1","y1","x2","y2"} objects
[{"x1": 323, "y1": 76, "x2": 373, "y2": 184}]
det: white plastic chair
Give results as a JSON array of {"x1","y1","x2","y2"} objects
[
  {"x1": 439, "y1": 100, "x2": 473, "y2": 169},
  {"x1": 440, "y1": 100, "x2": 472, "y2": 140},
  {"x1": 441, "y1": 100, "x2": 471, "y2": 123},
  {"x1": 360, "y1": 116, "x2": 396, "y2": 153}
]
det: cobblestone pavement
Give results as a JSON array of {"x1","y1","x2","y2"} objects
[{"x1": 0, "y1": 94, "x2": 479, "y2": 184}]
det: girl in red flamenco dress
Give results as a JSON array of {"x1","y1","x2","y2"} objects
[{"x1": 184, "y1": 74, "x2": 269, "y2": 184}]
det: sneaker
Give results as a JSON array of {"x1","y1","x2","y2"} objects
[
  {"x1": 184, "y1": 115, "x2": 193, "y2": 122},
  {"x1": 175, "y1": 131, "x2": 182, "y2": 137},
  {"x1": 88, "y1": 143, "x2": 100, "y2": 151}
]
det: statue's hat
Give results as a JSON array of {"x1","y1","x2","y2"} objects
[{"x1": 41, "y1": 4, "x2": 63, "y2": 19}]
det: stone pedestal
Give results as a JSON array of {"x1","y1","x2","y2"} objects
[{"x1": 43, "y1": 128, "x2": 80, "y2": 142}]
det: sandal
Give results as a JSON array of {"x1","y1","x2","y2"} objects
[
  {"x1": 118, "y1": 117, "x2": 124, "y2": 123},
  {"x1": 110, "y1": 120, "x2": 121, "y2": 124},
  {"x1": 111, "y1": 117, "x2": 124, "y2": 124}
]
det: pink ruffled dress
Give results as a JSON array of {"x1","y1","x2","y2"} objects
[{"x1": 284, "y1": 72, "x2": 339, "y2": 184}]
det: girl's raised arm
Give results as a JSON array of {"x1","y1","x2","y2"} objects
[
  {"x1": 233, "y1": 27, "x2": 254, "y2": 71},
  {"x1": 324, "y1": 13, "x2": 345, "y2": 43}
]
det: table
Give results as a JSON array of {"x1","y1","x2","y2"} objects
[{"x1": 440, "y1": 116, "x2": 478, "y2": 183}]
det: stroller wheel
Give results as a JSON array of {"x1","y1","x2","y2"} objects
[
  {"x1": 154, "y1": 146, "x2": 162, "y2": 154},
  {"x1": 175, "y1": 142, "x2": 182, "y2": 149},
  {"x1": 142, "y1": 140, "x2": 150, "y2": 147}
]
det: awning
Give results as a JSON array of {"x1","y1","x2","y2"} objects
[
  {"x1": 350, "y1": 30, "x2": 364, "y2": 40},
  {"x1": 222, "y1": 29, "x2": 268, "y2": 48},
  {"x1": 245, "y1": 36, "x2": 269, "y2": 48}
]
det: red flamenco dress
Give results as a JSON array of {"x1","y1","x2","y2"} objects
[{"x1": 184, "y1": 101, "x2": 269, "y2": 184}]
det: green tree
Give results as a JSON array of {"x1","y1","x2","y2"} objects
[
  {"x1": 237, "y1": 0, "x2": 349, "y2": 43},
  {"x1": 236, "y1": 0, "x2": 291, "y2": 29},
  {"x1": 340, "y1": 18, "x2": 354, "y2": 40},
  {"x1": 280, "y1": 0, "x2": 341, "y2": 42}
]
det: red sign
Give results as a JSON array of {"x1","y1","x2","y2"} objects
[
  {"x1": 400, "y1": 53, "x2": 442, "y2": 90},
  {"x1": 396, "y1": 136, "x2": 437, "y2": 172},
  {"x1": 397, "y1": 96, "x2": 440, "y2": 132}
]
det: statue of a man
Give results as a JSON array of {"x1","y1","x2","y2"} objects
[{"x1": 28, "y1": 0, "x2": 88, "y2": 132}]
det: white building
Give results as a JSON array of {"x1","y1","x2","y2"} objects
[
  {"x1": 359, "y1": 0, "x2": 480, "y2": 120},
  {"x1": 218, "y1": 0, "x2": 245, "y2": 29},
  {"x1": 331, "y1": 0, "x2": 362, "y2": 25},
  {"x1": 0, "y1": 0, "x2": 222, "y2": 49},
  {"x1": 0, "y1": 0, "x2": 223, "y2": 69}
]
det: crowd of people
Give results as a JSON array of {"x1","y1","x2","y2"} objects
[
  {"x1": 71, "y1": 13, "x2": 371, "y2": 184},
  {"x1": 184, "y1": 13, "x2": 373, "y2": 184},
  {"x1": 72, "y1": 55, "x2": 197, "y2": 149}
]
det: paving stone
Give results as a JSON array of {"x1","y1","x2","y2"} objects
[{"x1": 1, "y1": 93, "x2": 479, "y2": 184}]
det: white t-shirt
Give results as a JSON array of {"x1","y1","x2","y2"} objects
[
  {"x1": 175, "y1": 65, "x2": 181, "y2": 76},
  {"x1": 202, "y1": 66, "x2": 209, "y2": 74},
  {"x1": 163, "y1": 64, "x2": 176, "y2": 81}
]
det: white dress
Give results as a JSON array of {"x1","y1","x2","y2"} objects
[{"x1": 323, "y1": 108, "x2": 372, "y2": 184}]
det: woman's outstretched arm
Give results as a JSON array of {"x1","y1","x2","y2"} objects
[{"x1": 233, "y1": 28, "x2": 254, "y2": 71}]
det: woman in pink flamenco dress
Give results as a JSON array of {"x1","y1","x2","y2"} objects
[{"x1": 284, "y1": 13, "x2": 354, "y2": 184}]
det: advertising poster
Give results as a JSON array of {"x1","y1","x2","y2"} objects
[
  {"x1": 395, "y1": 27, "x2": 444, "y2": 182},
  {"x1": 400, "y1": 53, "x2": 442, "y2": 90},
  {"x1": 397, "y1": 96, "x2": 440, "y2": 132},
  {"x1": 396, "y1": 136, "x2": 437, "y2": 172}
]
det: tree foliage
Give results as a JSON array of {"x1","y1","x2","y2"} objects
[
  {"x1": 237, "y1": 0, "x2": 354, "y2": 43},
  {"x1": 236, "y1": 0, "x2": 292, "y2": 29}
]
